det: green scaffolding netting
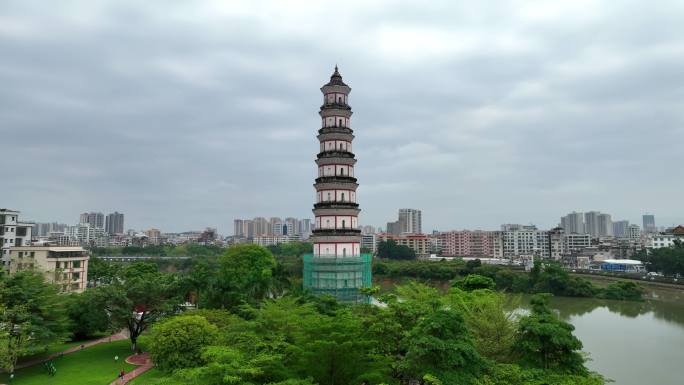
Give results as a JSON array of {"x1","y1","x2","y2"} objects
[{"x1": 302, "y1": 253, "x2": 372, "y2": 303}]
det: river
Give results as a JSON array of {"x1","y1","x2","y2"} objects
[
  {"x1": 376, "y1": 277, "x2": 684, "y2": 385},
  {"x1": 533, "y1": 284, "x2": 684, "y2": 385}
]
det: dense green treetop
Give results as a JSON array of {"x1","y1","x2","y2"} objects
[
  {"x1": 204, "y1": 244, "x2": 277, "y2": 310},
  {"x1": 453, "y1": 274, "x2": 496, "y2": 291},
  {"x1": 0, "y1": 271, "x2": 71, "y2": 373},
  {"x1": 514, "y1": 294, "x2": 586, "y2": 374},
  {"x1": 635, "y1": 240, "x2": 684, "y2": 276},
  {"x1": 97, "y1": 262, "x2": 185, "y2": 351},
  {"x1": 377, "y1": 239, "x2": 417, "y2": 260},
  {"x1": 149, "y1": 315, "x2": 219, "y2": 372}
]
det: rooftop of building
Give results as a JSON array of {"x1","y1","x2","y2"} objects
[
  {"x1": 11, "y1": 246, "x2": 86, "y2": 252},
  {"x1": 666, "y1": 225, "x2": 684, "y2": 235},
  {"x1": 377, "y1": 232, "x2": 428, "y2": 239},
  {"x1": 600, "y1": 259, "x2": 643, "y2": 265},
  {"x1": 324, "y1": 66, "x2": 348, "y2": 87}
]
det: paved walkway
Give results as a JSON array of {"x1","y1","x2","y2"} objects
[
  {"x1": 108, "y1": 352, "x2": 154, "y2": 385},
  {"x1": 13, "y1": 331, "x2": 128, "y2": 370}
]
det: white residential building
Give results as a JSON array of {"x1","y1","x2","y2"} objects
[
  {"x1": 628, "y1": 225, "x2": 641, "y2": 241},
  {"x1": 65, "y1": 223, "x2": 108, "y2": 247},
  {"x1": 361, "y1": 233, "x2": 377, "y2": 254},
  {"x1": 79, "y1": 212, "x2": 104, "y2": 229},
  {"x1": 564, "y1": 233, "x2": 592, "y2": 253},
  {"x1": 647, "y1": 234, "x2": 680, "y2": 249},
  {"x1": 252, "y1": 234, "x2": 302, "y2": 247},
  {"x1": 501, "y1": 224, "x2": 550, "y2": 258},
  {"x1": 1, "y1": 209, "x2": 33, "y2": 269}
]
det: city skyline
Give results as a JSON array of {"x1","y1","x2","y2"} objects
[
  {"x1": 3, "y1": 1, "x2": 684, "y2": 233},
  {"x1": 13, "y1": 208, "x2": 680, "y2": 236}
]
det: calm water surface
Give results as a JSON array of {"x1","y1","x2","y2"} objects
[{"x1": 522, "y1": 285, "x2": 684, "y2": 385}]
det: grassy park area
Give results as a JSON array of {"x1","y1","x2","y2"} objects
[
  {"x1": 15, "y1": 335, "x2": 107, "y2": 366},
  {"x1": 0, "y1": 340, "x2": 137, "y2": 385}
]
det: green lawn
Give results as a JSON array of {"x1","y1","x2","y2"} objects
[
  {"x1": 128, "y1": 368, "x2": 167, "y2": 384},
  {"x1": 17, "y1": 336, "x2": 104, "y2": 364},
  {"x1": 0, "y1": 340, "x2": 137, "y2": 385}
]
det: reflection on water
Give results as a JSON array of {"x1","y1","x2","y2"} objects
[
  {"x1": 542, "y1": 286, "x2": 684, "y2": 328},
  {"x1": 519, "y1": 285, "x2": 684, "y2": 385}
]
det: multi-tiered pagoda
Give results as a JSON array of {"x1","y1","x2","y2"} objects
[{"x1": 303, "y1": 67, "x2": 371, "y2": 303}]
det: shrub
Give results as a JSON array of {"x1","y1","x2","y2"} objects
[
  {"x1": 599, "y1": 281, "x2": 643, "y2": 301},
  {"x1": 149, "y1": 315, "x2": 219, "y2": 372},
  {"x1": 454, "y1": 274, "x2": 496, "y2": 291}
]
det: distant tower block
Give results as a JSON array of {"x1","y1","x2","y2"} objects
[{"x1": 303, "y1": 67, "x2": 371, "y2": 303}]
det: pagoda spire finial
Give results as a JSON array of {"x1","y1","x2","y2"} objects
[{"x1": 326, "y1": 65, "x2": 346, "y2": 86}]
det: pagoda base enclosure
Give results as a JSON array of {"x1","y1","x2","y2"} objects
[{"x1": 303, "y1": 253, "x2": 372, "y2": 304}]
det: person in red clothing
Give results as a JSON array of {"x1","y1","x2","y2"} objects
[{"x1": 118, "y1": 369, "x2": 126, "y2": 384}]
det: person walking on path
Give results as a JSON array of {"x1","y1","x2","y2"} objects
[{"x1": 118, "y1": 369, "x2": 126, "y2": 384}]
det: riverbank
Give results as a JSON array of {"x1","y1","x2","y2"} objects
[
  {"x1": 531, "y1": 293, "x2": 684, "y2": 385},
  {"x1": 571, "y1": 271, "x2": 684, "y2": 289}
]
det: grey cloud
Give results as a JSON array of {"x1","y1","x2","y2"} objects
[{"x1": 1, "y1": 0, "x2": 683, "y2": 232}]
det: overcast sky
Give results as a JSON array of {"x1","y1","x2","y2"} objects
[{"x1": 1, "y1": 0, "x2": 683, "y2": 234}]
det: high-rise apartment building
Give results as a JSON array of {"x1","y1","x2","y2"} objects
[
  {"x1": 643, "y1": 214, "x2": 656, "y2": 234},
  {"x1": 253, "y1": 217, "x2": 269, "y2": 236},
  {"x1": 32, "y1": 222, "x2": 67, "y2": 237},
  {"x1": 299, "y1": 218, "x2": 312, "y2": 235},
  {"x1": 578, "y1": 211, "x2": 613, "y2": 237},
  {"x1": 398, "y1": 209, "x2": 422, "y2": 234},
  {"x1": 584, "y1": 211, "x2": 600, "y2": 237},
  {"x1": 360, "y1": 225, "x2": 376, "y2": 235},
  {"x1": 80, "y1": 212, "x2": 105, "y2": 229},
  {"x1": 560, "y1": 212, "x2": 584, "y2": 234},
  {"x1": 243, "y1": 220, "x2": 255, "y2": 238},
  {"x1": 284, "y1": 217, "x2": 299, "y2": 235},
  {"x1": 105, "y1": 212, "x2": 124, "y2": 235},
  {"x1": 269, "y1": 217, "x2": 282, "y2": 236},
  {"x1": 612, "y1": 220, "x2": 630, "y2": 238},
  {"x1": 386, "y1": 220, "x2": 401, "y2": 235},
  {"x1": 598, "y1": 213, "x2": 613, "y2": 237},
  {"x1": 234, "y1": 219, "x2": 244, "y2": 237}
]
